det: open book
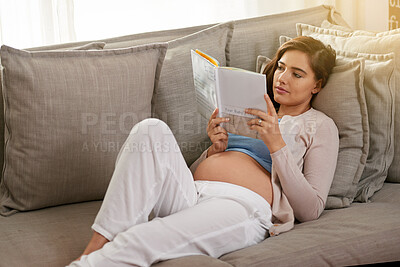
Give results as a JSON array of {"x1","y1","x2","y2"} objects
[{"x1": 191, "y1": 49, "x2": 267, "y2": 139}]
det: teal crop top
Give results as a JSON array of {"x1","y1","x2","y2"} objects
[
  {"x1": 225, "y1": 133, "x2": 272, "y2": 173},
  {"x1": 225, "y1": 119, "x2": 281, "y2": 173}
]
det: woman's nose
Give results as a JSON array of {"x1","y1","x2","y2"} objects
[{"x1": 277, "y1": 70, "x2": 288, "y2": 84}]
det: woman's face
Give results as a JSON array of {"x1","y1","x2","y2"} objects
[{"x1": 273, "y1": 50, "x2": 321, "y2": 110}]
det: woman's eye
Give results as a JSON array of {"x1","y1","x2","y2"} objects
[
  {"x1": 294, "y1": 73, "x2": 302, "y2": 78},
  {"x1": 277, "y1": 66, "x2": 284, "y2": 71}
]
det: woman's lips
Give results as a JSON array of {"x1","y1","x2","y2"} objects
[{"x1": 275, "y1": 86, "x2": 289, "y2": 94}]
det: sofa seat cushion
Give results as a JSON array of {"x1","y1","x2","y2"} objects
[
  {"x1": 0, "y1": 200, "x2": 231, "y2": 267},
  {"x1": 220, "y1": 201, "x2": 400, "y2": 266},
  {"x1": 370, "y1": 182, "x2": 400, "y2": 204},
  {"x1": 0, "y1": 201, "x2": 101, "y2": 267},
  {"x1": 2, "y1": 196, "x2": 400, "y2": 267}
]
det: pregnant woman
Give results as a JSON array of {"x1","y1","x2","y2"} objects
[{"x1": 69, "y1": 36, "x2": 339, "y2": 267}]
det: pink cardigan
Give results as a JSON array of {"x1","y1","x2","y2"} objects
[{"x1": 190, "y1": 108, "x2": 339, "y2": 236}]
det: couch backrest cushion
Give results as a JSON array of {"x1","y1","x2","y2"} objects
[
  {"x1": 102, "y1": 24, "x2": 214, "y2": 49},
  {"x1": 229, "y1": 5, "x2": 348, "y2": 72},
  {"x1": 26, "y1": 41, "x2": 107, "y2": 51},
  {"x1": 152, "y1": 22, "x2": 234, "y2": 165},
  {"x1": 297, "y1": 23, "x2": 398, "y2": 199},
  {"x1": 257, "y1": 53, "x2": 369, "y2": 209},
  {"x1": 0, "y1": 43, "x2": 167, "y2": 215},
  {"x1": 22, "y1": 25, "x2": 213, "y2": 51}
]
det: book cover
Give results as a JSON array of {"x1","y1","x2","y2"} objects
[{"x1": 191, "y1": 49, "x2": 267, "y2": 139}]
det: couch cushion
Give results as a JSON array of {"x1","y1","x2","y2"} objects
[
  {"x1": 0, "y1": 42, "x2": 106, "y2": 184},
  {"x1": 297, "y1": 23, "x2": 397, "y2": 201},
  {"x1": 320, "y1": 20, "x2": 353, "y2": 32},
  {"x1": 152, "y1": 22, "x2": 234, "y2": 165},
  {"x1": 102, "y1": 24, "x2": 214, "y2": 49},
  {"x1": 229, "y1": 5, "x2": 349, "y2": 72},
  {"x1": 312, "y1": 57, "x2": 370, "y2": 208},
  {"x1": 0, "y1": 43, "x2": 167, "y2": 215},
  {"x1": 370, "y1": 182, "x2": 400, "y2": 204},
  {"x1": 0, "y1": 201, "x2": 101, "y2": 267},
  {"x1": 257, "y1": 53, "x2": 369, "y2": 209},
  {"x1": 0, "y1": 200, "x2": 230, "y2": 267},
  {"x1": 336, "y1": 51, "x2": 395, "y2": 202},
  {"x1": 21, "y1": 25, "x2": 213, "y2": 51},
  {"x1": 220, "y1": 201, "x2": 400, "y2": 266},
  {"x1": 313, "y1": 25, "x2": 400, "y2": 184}
]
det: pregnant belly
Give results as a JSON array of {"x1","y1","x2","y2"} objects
[{"x1": 193, "y1": 151, "x2": 273, "y2": 205}]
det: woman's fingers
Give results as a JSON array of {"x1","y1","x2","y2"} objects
[
  {"x1": 245, "y1": 94, "x2": 278, "y2": 122},
  {"x1": 245, "y1": 108, "x2": 268, "y2": 121},
  {"x1": 210, "y1": 128, "x2": 228, "y2": 142},
  {"x1": 208, "y1": 117, "x2": 230, "y2": 132},
  {"x1": 211, "y1": 132, "x2": 228, "y2": 142},
  {"x1": 210, "y1": 125, "x2": 227, "y2": 135},
  {"x1": 210, "y1": 107, "x2": 219, "y2": 120},
  {"x1": 246, "y1": 117, "x2": 276, "y2": 128},
  {"x1": 264, "y1": 93, "x2": 278, "y2": 117}
]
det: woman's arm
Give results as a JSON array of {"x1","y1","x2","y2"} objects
[{"x1": 271, "y1": 118, "x2": 339, "y2": 222}]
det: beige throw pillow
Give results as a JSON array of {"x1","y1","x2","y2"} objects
[
  {"x1": 0, "y1": 43, "x2": 167, "y2": 215},
  {"x1": 257, "y1": 54, "x2": 369, "y2": 209},
  {"x1": 335, "y1": 51, "x2": 395, "y2": 201},
  {"x1": 314, "y1": 58, "x2": 369, "y2": 208},
  {"x1": 0, "y1": 41, "x2": 106, "y2": 187},
  {"x1": 297, "y1": 23, "x2": 398, "y2": 198},
  {"x1": 310, "y1": 24, "x2": 400, "y2": 183},
  {"x1": 321, "y1": 20, "x2": 353, "y2": 32}
]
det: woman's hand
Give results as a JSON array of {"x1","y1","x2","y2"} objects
[
  {"x1": 245, "y1": 94, "x2": 286, "y2": 154},
  {"x1": 206, "y1": 108, "x2": 230, "y2": 157}
]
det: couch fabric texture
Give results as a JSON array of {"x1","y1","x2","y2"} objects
[
  {"x1": 297, "y1": 23, "x2": 400, "y2": 187},
  {"x1": 0, "y1": 5, "x2": 399, "y2": 267},
  {"x1": 0, "y1": 41, "x2": 107, "y2": 191},
  {"x1": 0, "y1": 44, "x2": 167, "y2": 215},
  {"x1": 152, "y1": 22, "x2": 234, "y2": 165}
]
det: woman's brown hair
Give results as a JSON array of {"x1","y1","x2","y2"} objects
[{"x1": 262, "y1": 36, "x2": 336, "y2": 110}]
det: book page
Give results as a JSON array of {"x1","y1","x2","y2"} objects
[
  {"x1": 216, "y1": 67, "x2": 267, "y2": 139},
  {"x1": 191, "y1": 50, "x2": 218, "y2": 120}
]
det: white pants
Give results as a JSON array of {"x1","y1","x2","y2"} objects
[{"x1": 68, "y1": 118, "x2": 272, "y2": 267}]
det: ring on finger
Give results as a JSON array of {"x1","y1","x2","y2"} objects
[{"x1": 258, "y1": 119, "x2": 262, "y2": 126}]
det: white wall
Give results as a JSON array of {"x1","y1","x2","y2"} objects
[
  {"x1": 0, "y1": 0, "x2": 391, "y2": 49},
  {"x1": 253, "y1": 0, "x2": 389, "y2": 32},
  {"x1": 333, "y1": 0, "x2": 389, "y2": 31}
]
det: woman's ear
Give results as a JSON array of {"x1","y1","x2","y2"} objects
[{"x1": 312, "y1": 79, "x2": 322, "y2": 94}]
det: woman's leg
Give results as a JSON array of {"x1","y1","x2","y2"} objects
[
  {"x1": 69, "y1": 181, "x2": 272, "y2": 267},
  {"x1": 78, "y1": 118, "x2": 198, "y2": 257}
]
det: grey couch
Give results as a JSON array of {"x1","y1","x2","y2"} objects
[{"x1": 1, "y1": 5, "x2": 399, "y2": 267}]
